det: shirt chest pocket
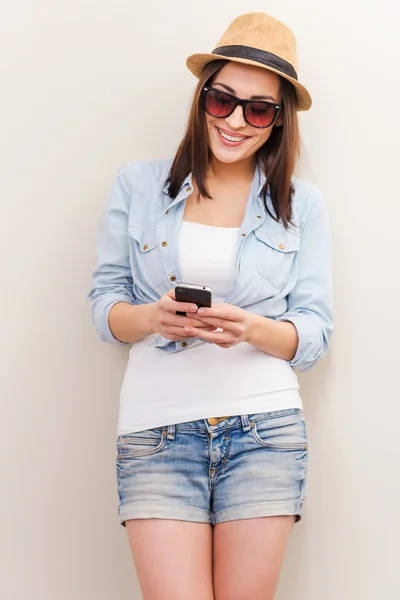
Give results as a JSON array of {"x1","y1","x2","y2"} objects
[
  {"x1": 254, "y1": 226, "x2": 300, "y2": 291},
  {"x1": 128, "y1": 224, "x2": 167, "y2": 288}
]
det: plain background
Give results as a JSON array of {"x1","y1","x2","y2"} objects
[{"x1": 1, "y1": 1, "x2": 399, "y2": 598}]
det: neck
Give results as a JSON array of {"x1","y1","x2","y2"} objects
[{"x1": 208, "y1": 156, "x2": 256, "y2": 185}]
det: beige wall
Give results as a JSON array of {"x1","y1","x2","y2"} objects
[{"x1": 1, "y1": 1, "x2": 399, "y2": 598}]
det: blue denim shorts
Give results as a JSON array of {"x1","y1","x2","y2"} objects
[{"x1": 116, "y1": 408, "x2": 308, "y2": 526}]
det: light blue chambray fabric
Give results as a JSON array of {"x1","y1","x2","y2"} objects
[{"x1": 88, "y1": 158, "x2": 333, "y2": 372}]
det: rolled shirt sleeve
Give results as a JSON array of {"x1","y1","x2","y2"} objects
[
  {"x1": 277, "y1": 185, "x2": 333, "y2": 372},
  {"x1": 88, "y1": 166, "x2": 134, "y2": 345}
]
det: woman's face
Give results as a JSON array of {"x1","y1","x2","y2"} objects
[{"x1": 205, "y1": 62, "x2": 282, "y2": 165}]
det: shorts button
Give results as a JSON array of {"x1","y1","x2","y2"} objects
[
  {"x1": 208, "y1": 418, "x2": 219, "y2": 426},
  {"x1": 181, "y1": 341, "x2": 188, "y2": 348}
]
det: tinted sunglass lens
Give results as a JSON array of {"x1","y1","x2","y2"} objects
[
  {"x1": 245, "y1": 102, "x2": 277, "y2": 127},
  {"x1": 205, "y1": 90, "x2": 235, "y2": 117}
]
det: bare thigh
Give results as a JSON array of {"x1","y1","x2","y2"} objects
[
  {"x1": 213, "y1": 516, "x2": 295, "y2": 600},
  {"x1": 125, "y1": 519, "x2": 214, "y2": 600}
]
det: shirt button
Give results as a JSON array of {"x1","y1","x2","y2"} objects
[
  {"x1": 161, "y1": 241, "x2": 168, "y2": 247},
  {"x1": 169, "y1": 275, "x2": 176, "y2": 282},
  {"x1": 208, "y1": 418, "x2": 219, "y2": 426},
  {"x1": 181, "y1": 341, "x2": 188, "y2": 348},
  {"x1": 165, "y1": 209, "x2": 169, "y2": 215},
  {"x1": 241, "y1": 233, "x2": 246, "y2": 237},
  {"x1": 186, "y1": 187, "x2": 192, "y2": 193},
  {"x1": 143, "y1": 244, "x2": 148, "y2": 251},
  {"x1": 279, "y1": 243, "x2": 285, "y2": 250},
  {"x1": 257, "y1": 215, "x2": 262, "y2": 219}
]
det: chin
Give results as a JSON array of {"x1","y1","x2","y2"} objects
[{"x1": 209, "y1": 145, "x2": 249, "y2": 164}]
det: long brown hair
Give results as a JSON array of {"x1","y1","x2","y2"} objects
[{"x1": 166, "y1": 60, "x2": 300, "y2": 228}]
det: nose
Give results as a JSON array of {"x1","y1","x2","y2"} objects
[{"x1": 224, "y1": 105, "x2": 247, "y2": 130}]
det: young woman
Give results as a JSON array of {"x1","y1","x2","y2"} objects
[{"x1": 89, "y1": 12, "x2": 333, "y2": 600}]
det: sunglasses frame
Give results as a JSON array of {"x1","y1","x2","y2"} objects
[{"x1": 202, "y1": 86, "x2": 282, "y2": 129}]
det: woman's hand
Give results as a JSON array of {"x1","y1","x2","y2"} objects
[
  {"x1": 151, "y1": 290, "x2": 218, "y2": 341},
  {"x1": 183, "y1": 303, "x2": 254, "y2": 348}
]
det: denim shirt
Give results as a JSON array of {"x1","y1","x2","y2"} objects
[{"x1": 89, "y1": 158, "x2": 333, "y2": 372}]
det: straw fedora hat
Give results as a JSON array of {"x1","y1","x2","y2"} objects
[{"x1": 186, "y1": 12, "x2": 312, "y2": 111}]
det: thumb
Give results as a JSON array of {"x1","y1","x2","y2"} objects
[{"x1": 165, "y1": 288, "x2": 176, "y2": 300}]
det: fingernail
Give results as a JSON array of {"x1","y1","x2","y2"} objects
[
  {"x1": 184, "y1": 327, "x2": 192, "y2": 333},
  {"x1": 198, "y1": 308, "x2": 205, "y2": 315},
  {"x1": 189, "y1": 305, "x2": 197, "y2": 312}
]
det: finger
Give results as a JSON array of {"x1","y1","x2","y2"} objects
[
  {"x1": 188, "y1": 315, "x2": 225, "y2": 326},
  {"x1": 183, "y1": 326, "x2": 232, "y2": 344},
  {"x1": 160, "y1": 326, "x2": 215, "y2": 341},
  {"x1": 160, "y1": 314, "x2": 213, "y2": 330},
  {"x1": 186, "y1": 317, "x2": 218, "y2": 330},
  {"x1": 162, "y1": 326, "x2": 193, "y2": 340},
  {"x1": 187, "y1": 315, "x2": 244, "y2": 335},
  {"x1": 196, "y1": 304, "x2": 243, "y2": 321},
  {"x1": 188, "y1": 323, "x2": 218, "y2": 331},
  {"x1": 161, "y1": 295, "x2": 199, "y2": 315}
]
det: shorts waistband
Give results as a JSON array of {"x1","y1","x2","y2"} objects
[
  {"x1": 166, "y1": 415, "x2": 252, "y2": 440},
  {"x1": 162, "y1": 409, "x2": 302, "y2": 440}
]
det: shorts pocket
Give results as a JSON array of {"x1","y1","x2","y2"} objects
[
  {"x1": 254, "y1": 226, "x2": 300, "y2": 290},
  {"x1": 249, "y1": 410, "x2": 308, "y2": 451},
  {"x1": 117, "y1": 429, "x2": 166, "y2": 459}
]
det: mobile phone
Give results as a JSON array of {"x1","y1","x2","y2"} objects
[{"x1": 175, "y1": 283, "x2": 212, "y2": 316}]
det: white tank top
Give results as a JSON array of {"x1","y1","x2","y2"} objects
[
  {"x1": 117, "y1": 221, "x2": 301, "y2": 434},
  {"x1": 178, "y1": 221, "x2": 239, "y2": 301}
]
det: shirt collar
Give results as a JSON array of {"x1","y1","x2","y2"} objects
[
  {"x1": 162, "y1": 167, "x2": 265, "y2": 198},
  {"x1": 162, "y1": 172, "x2": 193, "y2": 195},
  {"x1": 255, "y1": 163, "x2": 267, "y2": 198}
]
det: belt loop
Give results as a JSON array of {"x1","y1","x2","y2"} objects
[
  {"x1": 241, "y1": 415, "x2": 251, "y2": 432},
  {"x1": 167, "y1": 425, "x2": 175, "y2": 440}
]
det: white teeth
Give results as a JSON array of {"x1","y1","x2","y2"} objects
[{"x1": 217, "y1": 128, "x2": 247, "y2": 142}]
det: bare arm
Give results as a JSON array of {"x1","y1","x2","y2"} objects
[
  {"x1": 246, "y1": 314, "x2": 299, "y2": 361},
  {"x1": 108, "y1": 301, "x2": 157, "y2": 344}
]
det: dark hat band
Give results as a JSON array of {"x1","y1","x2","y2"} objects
[{"x1": 212, "y1": 45, "x2": 298, "y2": 81}]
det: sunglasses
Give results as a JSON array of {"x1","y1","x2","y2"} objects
[{"x1": 202, "y1": 86, "x2": 282, "y2": 129}]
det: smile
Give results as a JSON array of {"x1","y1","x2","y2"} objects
[{"x1": 217, "y1": 127, "x2": 248, "y2": 142}]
